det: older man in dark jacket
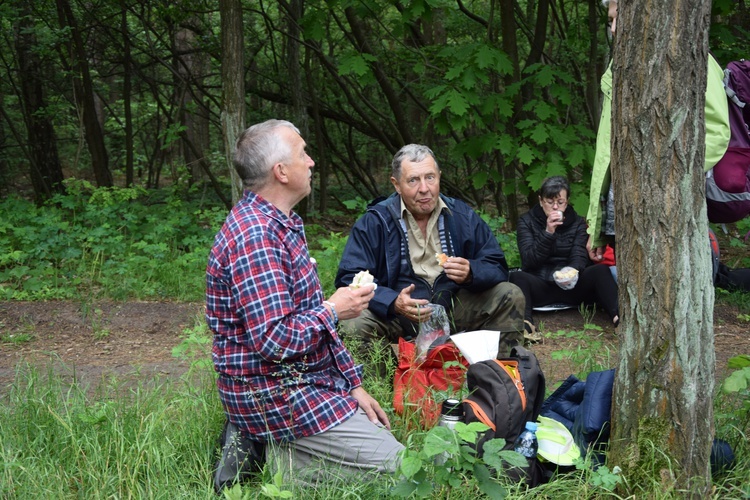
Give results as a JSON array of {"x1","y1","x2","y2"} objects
[{"x1": 335, "y1": 144, "x2": 525, "y2": 357}]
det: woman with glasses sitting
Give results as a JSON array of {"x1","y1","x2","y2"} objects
[{"x1": 509, "y1": 176, "x2": 620, "y2": 338}]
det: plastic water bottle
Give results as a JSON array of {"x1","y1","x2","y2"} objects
[
  {"x1": 437, "y1": 398, "x2": 463, "y2": 430},
  {"x1": 513, "y1": 421, "x2": 539, "y2": 458}
]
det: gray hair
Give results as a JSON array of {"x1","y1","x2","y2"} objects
[
  {"x1": 233, "y1": 119, "x2": 300, "y2": 190},
  {"x1": 539, "y1": 176, "x2": 570, "y2": 199},
  {"x1": 391, "y1": 144, "x2": 439, "y2": 179},
  {"x1": 602, "y1": 0, "x2": 616, "y2": 5}
]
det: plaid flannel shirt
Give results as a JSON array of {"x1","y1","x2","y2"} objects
[{"x1": 206, "y1": 191, "x2": 362, "y2": 443}]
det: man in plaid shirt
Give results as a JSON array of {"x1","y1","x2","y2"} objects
[{"x1": 207, "y1": 119, "x2": 403, "y2": 489}]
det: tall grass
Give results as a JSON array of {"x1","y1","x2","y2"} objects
[{"x1": 0, "y1": 363, "x2": 221, "y2": 498}]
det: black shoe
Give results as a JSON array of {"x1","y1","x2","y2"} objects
[{"x1": 213, "y1": 419, "x2": 265, "y2": 493}]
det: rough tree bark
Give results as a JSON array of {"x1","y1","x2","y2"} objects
[
  {"x1": 608, "y1": 0, "x2": 715, "y2": 496},
  {"x1": 220, "y1": 0, "x2": 245, "y2": 205}
]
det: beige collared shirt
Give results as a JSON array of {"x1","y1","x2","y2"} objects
[{"x1": 400, "y1": 197, "x2": 450, "y2": 286}]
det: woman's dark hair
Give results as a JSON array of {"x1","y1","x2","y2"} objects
[{"x1": 539, "y1": 176, "x2": 570, "y2": 199}]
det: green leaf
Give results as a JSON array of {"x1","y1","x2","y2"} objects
[
  {"x1": 415, "y1": 478, "x2": 433, "y2": 497},
  {"x1": 474, "y1": 463, "x2": 506, "y2": 499},
  {"x1": 423, "y1": 429, "x2": 453, "y2": 457},
  {"x1": 496, "y1": 134, "x2": 516, "y2": 156},
  {"x1": 530, "y1": 124, "x2": 549, "y2": 144},
  {"x1": 390, "y1": 480, "x2": 418, "y2": 498},
  {"x1": 400, "y1": 455, "x2": 424, "y2": 478},
  {"x1": 338, "y1": 53, "x2": 374, "y2": 77},
  {"x1": 474, "y1": 44, "x2": 498, "y2": 69},
  {"x1": 445, "y1": 62, "x2": 467, "y2": 81},
  {"x1": 499, "y1": 449, "x2": 529, "y2": 468},
  {"x1": 533, "y1": 101, "x2": 556, "y2": 121},
  {"x1": 446, "y1": 90, "x2": 470, "y2": 116},
  {"x1": 728, "y1": 354, "x2": 750, "y2": 369},
  {"x1": 722, "y1": 368, "x2": 750, "y2": 393},
  {"x1": 472, "y1": 171, "x2": 489, "y2": 190},
  {"x1": 567, "y1": 144, "x2": 586, "y2": 167},
  {"x1": 517, "y1": 144, "x2": 536, "y2": 165}
]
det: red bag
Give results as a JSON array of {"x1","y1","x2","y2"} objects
[{"x1": 392, "y1": 337, "x2": 469, "y2": 429}]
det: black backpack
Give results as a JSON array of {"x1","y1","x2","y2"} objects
[{"x1": 462, "y1": 345, "x2": 546, "y2": 484}]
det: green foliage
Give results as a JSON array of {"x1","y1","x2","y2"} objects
[
  {"x1": 548, "y1": 306, "x2": 614, "y2": 378},
  {"x1": 307, "y1": 226, "x2": 349, "y2": 297},
  {"x1": 481, "y1": 212, "x2": 519, "y2": 268},
  {"x1": 341, "y1": 196, "x2": 371, "y2": 215},
  {"x1": 721, "y1": 355, "x2": 750, "y2": 428},
  {"x1": 259, "y1": 471, "x2": 294, "y2": 498},
  {"x1": 576, "y1": 462, "x2": 623, "y2": 492},
  {"x1": 392, "y1": 422, "x2": 524, "y2": 499},
  {"x1": 0, "y1": 180, "x2": 225, "y2": 301},
  {"x1": 710, "y1": 1, "x2": 749, "y2": 63},
  {"x1": 172, "y1": 314, "x2": 214, "y2": 372}
]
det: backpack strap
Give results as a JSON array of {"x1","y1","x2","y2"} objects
[
  {"x1": 511, "y1": 345, "x2": 534, "y2": 370},
  {"x1": 463, "y1": 399, "x2": 496, "y2": 432},
  {"x1": 725, "y1": 68, "x2": 747, "y2": 108}
]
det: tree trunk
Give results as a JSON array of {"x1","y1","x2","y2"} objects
[
  {"x1": 220, "y1": 0, "x2": 245, "y2": 205},
  {"x1": 175, "y1": 18, "x2": 210, "y2": 186},
  {"x1": 282, "y1": 0, "x2": 310, "y2": 216},
  {"x1": 500, "y1": 0, "x2": 521, "y2": 227},
  {"x1": 608, "y1": 0, "x2": 714, "y2": 495},
  {"x1": 122, "y1": 0, "x2": 134, "y2": 187},
  {"x1": 15, "y1": 4, "x2": 66, "y2": 203},
  {"x1": 56, "y1": 0, "x2": 112, "y2": 187},
  {"x1": 586, "y1": 0, "x2": 603, "y2": 130}
]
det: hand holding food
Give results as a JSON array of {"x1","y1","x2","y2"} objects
[
  {"x1": 350, "y1": 270, "x2": 377, "y2": 290},
  {"x1": 553, "y1": 266, "x2": 579, "y2": 290},
  {"x1": 435, "y1": 253, "x2": 449, "y2": 266}
]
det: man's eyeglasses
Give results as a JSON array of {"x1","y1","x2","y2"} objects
[{"x1": 542, "y1": 198, "x2": 568, "y2": 208}]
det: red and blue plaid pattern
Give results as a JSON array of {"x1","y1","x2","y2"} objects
[{"x1": 207, "y1": 191, "x2": 362, "y2": 443}]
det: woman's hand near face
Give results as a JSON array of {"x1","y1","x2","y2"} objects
[{"x1": 546, "y1": 210, "x2": 564, "y2": 234}]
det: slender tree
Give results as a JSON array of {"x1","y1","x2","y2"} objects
[
  {"x1": 15, "y1": 3, "x2": 65, "y2": 203},
  {"x1": 608, "y1": 0, "x2": 715, "y2": 495},
  {"x1": 56, "y1": 0, "x2": 112, "y2": 187},
  {"x1": 220, "y1": 0, "x2": 244, "y2": 205},
  {"x1": 121, "y1": 0, "x2": 134, "y2": 187}
]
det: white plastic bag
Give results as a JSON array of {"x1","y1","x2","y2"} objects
[{"x1": 553, "y1": 266, "x2": 579, "y2": 290}]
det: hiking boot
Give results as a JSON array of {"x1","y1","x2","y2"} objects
[{"x1": 213, "y1": 419, "x2": 265, "y2": 493}]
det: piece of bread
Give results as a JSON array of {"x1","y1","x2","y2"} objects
[
  {"x1": 553, "y1": 268, "x2": 578, "y2": 280},
  {"x1": 435, "y1": 253, "x2": 449, "y2": 266},
  {"x1": 350, "y1": 270, "x2": 377, "y2": 289}
]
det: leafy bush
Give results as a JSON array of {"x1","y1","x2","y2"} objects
[{"x1": 0, "y1": 180, "x2": 225, "y2": 301}]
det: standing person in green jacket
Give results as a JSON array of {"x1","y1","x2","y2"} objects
[{"x1": 586, "y1": 0, "x2": 730, "y2": 262}]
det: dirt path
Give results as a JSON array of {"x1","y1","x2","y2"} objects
[{"x1": 1, "y1": 300, "x2": 749, "y2": 394}]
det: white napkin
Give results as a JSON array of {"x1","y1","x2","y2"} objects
[{"x1": 450, "y1": 330, "x2": 500, "y2": 364}]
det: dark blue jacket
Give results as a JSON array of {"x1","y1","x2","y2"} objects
[
  {"x1": 335, "y1": 193, "x2": 509, "y2": 320},
  {"x1": 540, "y1": 369, "x2": 615, "y2": 465}
]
